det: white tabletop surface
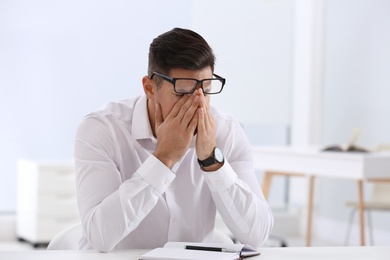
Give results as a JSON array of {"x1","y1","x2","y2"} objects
[
  {"x1": 1, "y1": 246, "x2": 390, "y2": 260},
  {"x1": 252, "y1": 145, "x2": 390, "y2": 179}
]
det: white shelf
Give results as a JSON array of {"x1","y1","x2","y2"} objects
[{"x1": 16, "y1": 159, "x2": 79, "y2": 246}]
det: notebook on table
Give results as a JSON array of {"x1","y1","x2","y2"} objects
[{"x1": 140, "y1": 242, "x2": 260, "y2": 260}]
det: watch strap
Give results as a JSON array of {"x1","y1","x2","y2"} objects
[
  {"x1": 197, "y1": 147, "x2": 223, "y2": 169},
  {"x1": 197, "y1": 156, "x2": 218, "y2": 168}
]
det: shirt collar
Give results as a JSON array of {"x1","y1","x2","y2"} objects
[{"x1": 132, "y1": 95, "x2": 157, "y2": 143}]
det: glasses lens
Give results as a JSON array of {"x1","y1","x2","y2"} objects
[
  {"x1": 203, "y1": 79, "x2": 223, "y2": 94},
  {"x1": 175, "y1": 79, "x2": 197, "y2": 94},
  {"x1": 174, "y1": 78, "x2": 224, "y2": 94}
]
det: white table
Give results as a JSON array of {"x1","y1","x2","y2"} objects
[
  {"x1": 252, "y1": 145, "x2": 390, "y2": 246},
  {"x1": 1, "y1": 247, "x2": 390, "y2": 260}
]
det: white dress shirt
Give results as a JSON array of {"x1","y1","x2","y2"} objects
[{"x1": 74, "y1": 95, "x2": 273, "y2": 252}]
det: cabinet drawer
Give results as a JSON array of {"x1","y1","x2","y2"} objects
[
  {"x1": 39, "y1": 169, "x2": 76, "y2": 193},
  {"x1": 37, "y1": 195, "x2": 79, "y2": 216}
]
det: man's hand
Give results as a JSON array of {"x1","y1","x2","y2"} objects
[
  {"x1": 153, "y1": 92, "x2": 199, "y2": 169},
  {"x1": 195, "y1": 88, "x2": 218, "y2": 163}
]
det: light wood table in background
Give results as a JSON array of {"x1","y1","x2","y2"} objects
[{"x1": 252, "y1": 146, "x2": 390, "y2": 246}]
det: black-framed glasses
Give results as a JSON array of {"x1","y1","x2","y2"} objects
[{"x1": 150, "y1": 72, "x2": 226, "y2": 95}]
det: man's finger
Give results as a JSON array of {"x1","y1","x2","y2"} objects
[
  {"x1": 187, "y1": 108, "x2": 199, "y2": 134},
  {"x1": 167, "y1": 95, "x2": 190, "y2": 119},
  {"x1": 198, "y1": 89, "x2": 210, "y2": 131},
  {"x1": 180, "y1": 94, "x2": 199, "y2": 127},
  {"x1": 155, "y1": 102, "x2": 163, "y2": 129},
  {"x1": 197, "y1": 107, "x2": 205, "y2": 133}
]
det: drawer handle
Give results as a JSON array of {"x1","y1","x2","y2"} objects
[
  {"x1": 56, "y1": 195, "x2": 76, "y2": 200},
  {"x1": 55, "y1": 218, "x2": 77, "y2": 223}
]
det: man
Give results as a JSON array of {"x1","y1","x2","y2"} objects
[{"x1": 74, "y1": 28, "x2": 273, "y2": 252}]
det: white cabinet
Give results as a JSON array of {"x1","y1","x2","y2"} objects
[{"x1": 16, "y1": 159, "x2": 79, "y2": 247}]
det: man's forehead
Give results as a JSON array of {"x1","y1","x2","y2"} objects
[{"x1": 168, "y1": 67, "x2": 213, "y2": 78}]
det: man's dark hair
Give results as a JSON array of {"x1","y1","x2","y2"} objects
[{"x1": 148, "y1": 28, "x2": 216, "y2": 85}]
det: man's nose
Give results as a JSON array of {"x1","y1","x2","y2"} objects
[{"x1": 195, "y1": 83, "x2": 205, "y2": 95}]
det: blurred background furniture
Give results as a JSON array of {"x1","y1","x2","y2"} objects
[
  {"x1": 253, "y1": 145, "x2": 390, "y2": 246},
  {"x1": 16, "y1": 159, "x2": 79, "y2": 248},
  {"x1": 345, "y1": 181, "x2": 390, "y2": 245}
]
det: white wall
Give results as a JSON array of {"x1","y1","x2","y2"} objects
[
  {"x1": 0, "y1": 0, "x2": 192, "y2": 211},
  {"x1": 323, "y1": 0, "x2": 390, "y2": 148},
  {"x1": 190, "y1": 0, "x2": 293, "y2": 125}
]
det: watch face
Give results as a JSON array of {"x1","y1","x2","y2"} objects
[{"x1": 214, "y1": 147, "x2": 224, "y2": 163}]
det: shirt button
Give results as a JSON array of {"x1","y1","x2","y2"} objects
[
  {"x1": 164, "y1": 180, "x2": 170, "y2": 186},
  {"x1": 172, "y1": 217, "x2": 178, "y2": 224}
]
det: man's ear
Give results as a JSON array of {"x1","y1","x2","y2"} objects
[{"x1": 142, "y1": 76, "x2": 155, "y2": 100}]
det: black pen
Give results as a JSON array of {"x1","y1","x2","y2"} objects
[{"x1": 185, "y1": 245, "x2": 237, "y2": 253}]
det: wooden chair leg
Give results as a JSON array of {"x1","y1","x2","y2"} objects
[
  {"x1": 262, "y1": 171, "x2": 274, "y2": 200},
  {"x1": 357, "y1": 180, "x2": 366, "y2": 246},
  {"x1": 306, "y1": 176, "x2": 315, "y2": 247}
]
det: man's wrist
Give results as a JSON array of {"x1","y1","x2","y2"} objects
[
  {"x1": 153, "y1": 151, "x2": 175, "y2": 169},
  {"x1": 200, "y1": 160, "x2": 224, "y2": 172},
  {"x1": 197, "y1": 147, "x2": 224, "y2": 171}
]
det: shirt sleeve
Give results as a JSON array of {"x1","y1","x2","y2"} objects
[
  {"x1": 74, "y1": 116, "x2": 175, "y2": 252},
  {"x1": 204, "y1": 120, "x2": 274, "y2": 248}
]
